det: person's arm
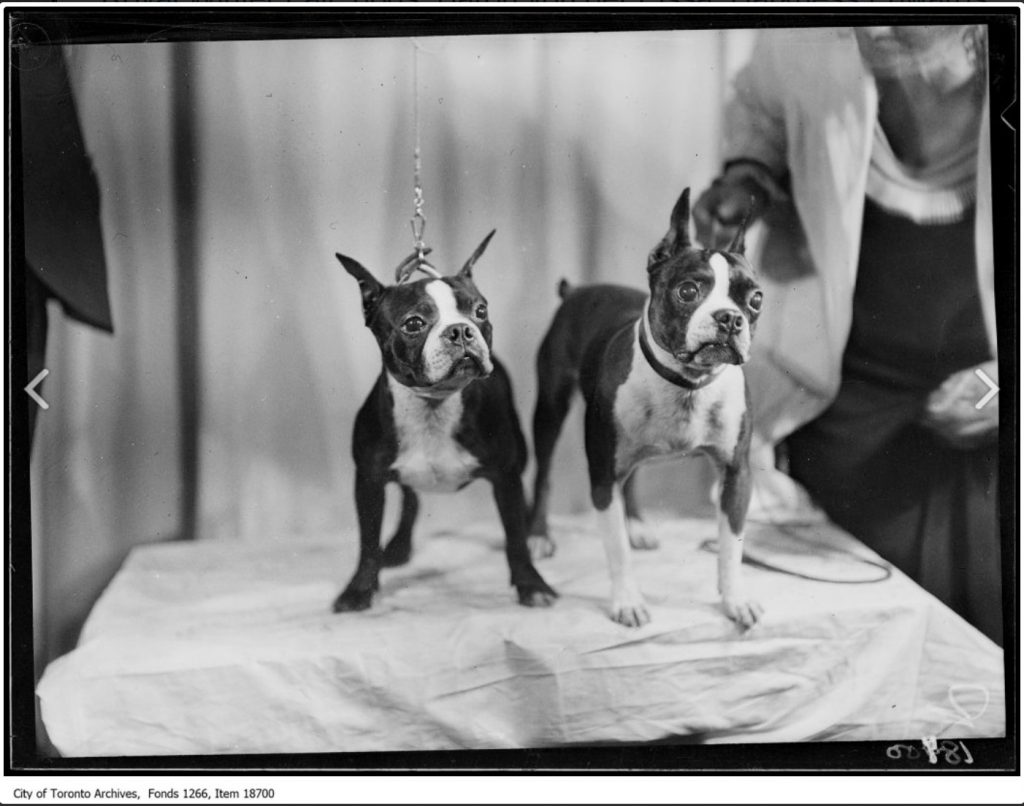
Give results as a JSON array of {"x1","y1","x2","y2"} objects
[{"x1": 693, "y1": 33, "x2": 791, "y2": 247}]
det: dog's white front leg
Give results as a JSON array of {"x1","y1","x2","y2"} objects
[
  {"x1": 600, "y1": 485, "x2": 650, "y2": 627},
  {"x1": 717, "y1": 514, "x2": 763, "y2": 628}
]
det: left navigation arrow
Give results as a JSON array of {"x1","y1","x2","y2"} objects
[{"x1": 26, "y1": 368, "x2": 50, "y2": 410}]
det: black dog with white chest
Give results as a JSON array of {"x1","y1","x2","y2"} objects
[
  {"x1": 528, "y1": 188, "x2": 764, "y2": 628},
  {"x1": 333, "y1": 233, "x2": 557, "y2": 612}
]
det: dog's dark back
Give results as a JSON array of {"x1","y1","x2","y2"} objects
[{"x1": 538, "y1": 283, "x2": 646, "y2": 381}]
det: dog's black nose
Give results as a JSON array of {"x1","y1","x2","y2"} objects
[
  {"x1": 443, "y1": 323, "x2": 475, "y2": 345},
  {"x1": 713, "y1": 309, "x2": 745, "y2": 334}
]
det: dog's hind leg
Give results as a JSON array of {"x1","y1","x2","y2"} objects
[
  {"x1": 623, "y1": 471, "x2": 659, "y2": 550},
  {"x1": 527, "y1": 345, "x2": 576, "y2": 560},
  {"x1": 381, "y1": 484, "x2": 418, "y2": 567}
]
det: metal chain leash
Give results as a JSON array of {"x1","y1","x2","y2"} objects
[{"x1": 397, "y1": 40, "x2": 439, "y2": 284}]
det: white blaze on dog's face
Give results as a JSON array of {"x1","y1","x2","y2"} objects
[
  {"x1": 683, "y1": 252, "x2": 752, "y2": 365},
  {"x1": 336, "y1": 231, "x2": 498, "y2": 395},
  {"x1": 419, "y1": 278, "x2": 494, "y2": 385},
  {"x1": 644, "y1": 186, "x2": 762, "y2": 372},
  {"x1": 648, "y1": 249, "x2": 763, "y2": 370}
]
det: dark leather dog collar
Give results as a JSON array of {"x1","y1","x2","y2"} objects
[{"x1": 638, "y1": 327, "x2": 717, "y2": 391}]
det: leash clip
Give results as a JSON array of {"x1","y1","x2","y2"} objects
[
  {"x1": 399, "y1": 141, "x2": 440, "y2": 284},
  {"x1": 410, "y1": 211, "x2": 430, "y2": 265},
  {"x1": 394, "y1": 244, "x2": 440, "y2": 285}
]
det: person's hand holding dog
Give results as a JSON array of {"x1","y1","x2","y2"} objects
[
  {"x1": 694, "y1": 163, "x2": 813, "y2": 283},
  {"x1": 693, "y1": 170, "x2": 770, "y2": 249}
]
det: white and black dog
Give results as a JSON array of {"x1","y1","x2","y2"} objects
[
  {"x1": 527, "y1": 188, "x2": 764, "y2": 628},
  {"x1": 333, "y1": 234, "x2": 557, "y2": 612}
]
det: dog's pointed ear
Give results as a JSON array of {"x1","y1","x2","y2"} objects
[
  {"x1": 727, "y1": 197, "x2": 755, "y2": 255},
  {"x1": 458, "y1": 229, "x2": 496, "y2": 279},
  {"x1": 336, "y1": 253, "x2": 385, "y2": 320},
  {"x1": 648, "y1": 187, "x2": 691, "y2": 270}
]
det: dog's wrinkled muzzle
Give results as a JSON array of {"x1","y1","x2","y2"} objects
[
  {"x1": 679, "y1": 336, "x2": 748, "y2": 367},
  {"x1": 424, "y1": 339, "x2": 493, "y2": 388},
  {"x1": 692, "y1": 342, "x2": 745, "y2": 366},
  {"x1": 449, "y1": 350, "x2": 491, "y2": 379}
]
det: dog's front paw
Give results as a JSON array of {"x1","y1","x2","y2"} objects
[
  {"x1": 610, "y1": 591, "x2": 650, "y2": 628},
  {"x1": 626, "y1": 517, "x2": 660, "y2": 550},
  {"x1": 516, "y1": 580, "x2": 559, "y2": 608},
  {"x1": 722, "y1": 596, "x2": 764, "y2": 629},
  {"x1": 332, "y1": 586, "x2": 375, "y2": 613},
  {"x1": 527, "y1": 534, "x2": 556, "y2": 561}
]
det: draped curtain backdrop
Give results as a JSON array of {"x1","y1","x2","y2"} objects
[{"x1": 31, "y1": 31, "x2": 755, "y2": 677}]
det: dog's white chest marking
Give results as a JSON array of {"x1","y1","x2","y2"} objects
[
  {"x1": 388, "y1": 375, "x2": 480, "y2": 493},
  {"x1": 614, "y1": 322, "x2": 746, "y2": 473}
]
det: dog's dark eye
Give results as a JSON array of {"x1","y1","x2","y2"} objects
[
  {"x1": 402, "y1": 316, "x2": 426, "y2": 335},
  {"x1": 474, "y1": 304, "x2": 488, "y2": 320},
  {"x1": 748, "y1": 291, "x2": 763, "y2": 312},
  {"x1": 676, "y1": 282, "x2": 700, "y2": 304}
]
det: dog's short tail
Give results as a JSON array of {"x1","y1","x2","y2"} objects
[{"x1": 557, "y1": 278, "x2": 572, "y2": 299}]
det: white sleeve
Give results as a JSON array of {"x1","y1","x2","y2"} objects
[{"x1": 722, "y1": 31, "x2": 790, "y2": 183}]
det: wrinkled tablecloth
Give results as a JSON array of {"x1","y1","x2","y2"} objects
[{"x1": 37, "y1": 513, "x2": 1004, "y2": 756}]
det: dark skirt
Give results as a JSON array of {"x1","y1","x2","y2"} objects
[{"x1": 786, "y1": 198, "x2": 1001, "y2": 645}]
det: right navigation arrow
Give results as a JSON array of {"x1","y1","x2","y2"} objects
[{"x1": 974, "y1": 368, "x2": 999, "y2": 410}]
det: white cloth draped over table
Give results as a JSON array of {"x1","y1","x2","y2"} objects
[
  {"x1": 37, "y1": 514, "x2": 1005, "y2": 755},
  {"x1": 31, "y1": 31, "x2": 754, "y2": 669}
]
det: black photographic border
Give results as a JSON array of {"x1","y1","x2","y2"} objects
[{"x1": 5, "y1": 2, "x2": 1019, "y2": 778}]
